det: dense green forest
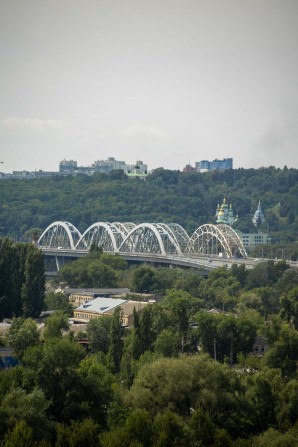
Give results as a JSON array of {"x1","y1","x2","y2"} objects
[
  {"x1": 1, "y1": 245, "x2": 298, "y2": 445},
  {"x1": 1, "y1": 167, "x2": 298, "y2": 246}
]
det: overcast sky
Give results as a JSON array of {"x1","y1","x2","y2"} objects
[{"x1": 1, "y1": 0, "x2": 297, "y2": 173}]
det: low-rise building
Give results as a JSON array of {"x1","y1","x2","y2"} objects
[
  {"x1": 65, "y1": 288, "x2": 131, "y2": 306},
  {"x1": 73, "y1": 297, "x2": 149, "y2": 327},
  {"x1": 237, "y1": 232, "x2": 270, "y2": 249}
]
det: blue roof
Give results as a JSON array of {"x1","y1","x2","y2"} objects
[{"x1": 76, "y1": 297, "x2": 127, "y2": 314}]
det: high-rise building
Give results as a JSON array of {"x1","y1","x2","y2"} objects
[
  {"x1": 58, "y1": 158, "x2": 148, "y2": 177},
  {"x1": 59, "y1": 159, "x2": 77, "y2": 174},
  {"x1": 196, "y1": 158, "x2": 233, "y2": 172}
]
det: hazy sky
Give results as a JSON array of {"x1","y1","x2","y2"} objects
[{"x1": 1, "y1": 0, "x2": 298, "y2": 173}]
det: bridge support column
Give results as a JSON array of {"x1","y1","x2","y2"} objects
[{"x1": 55, "y1": 256, "x2": 66, "y2": 271}]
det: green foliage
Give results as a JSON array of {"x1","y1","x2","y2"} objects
[
  {"x1": 264, "y1": 324, "x2": 298, "y2": 378},
  {"x1": 43, "y1": 311, "x2": 69, "y2": 339},
  {"x1": 86, "y1": 316, "x2": 112, "y2": 354},
  {"x1": 131, "y1": 265, "x2": 205, "y2": 295},
  {"x1": 276, "y1": 268, "x2": 298, "y2": 294},
  {"x1": 125, "y1": 354, "x2": 243, "y2": 421},
  {"x1": 108, "y1": 307, "x2": 124, "y2": 373},
  {"x1": 245, "y1": 367, "x2": 283, "y2": 431},
  {"x1": 153, "y1": 410, "x2": 192, "y2": 447},
  {"x1": 21, "y1": 245, "x2": 45, "y2": 317},
  {"x1": 43, "y1": 292, "x2": 73, "y2": 315},
  {"x1": 55, "y1": 418, "x2": 101, "y2": 447},
  {"x1": 0, "y1": 388, "x2": 49, "y2": 441},
  {"x1": 189, "y1": 406, "x2": 216, "y2": 446},
  {"x1": 245, "y1": 260, "x2": 289, "y2": 290},
  {"x1": 154, "y1": 329, "x2": 179, "y2": 358},
  {"x1": 58, "y1": 253, "x2": 126, "y2": 288},
  {"x1": 0, "y1": 421, "x2": 37, "y2": 447},
  {"x1": 202, "y1": 267, "x2": 241, "y2": 311},
  {"x1": 195, "y1": 311, "x2": 257, "y2": 363},
  {"x1": 0, "y1": 240, "x2": 45, "y2": 319},
  {"x1": 252, "y1": 426, "x2": 298, "y2": 447},
  {"x1": 132, "y1": 266, "x2": 156, "y2": 293},
  {"x1": 77, "y1": 355, "x2": 115, "y2": 424},
  {"x1": 22, "y1": 337, "x2": 86, "y2": 422},
  {"x1": 280, "y1": 286, "x2": 298, "y2": 329},
  {"x1": 6, "y1": 317, "x2": 40, "y2": 360}
]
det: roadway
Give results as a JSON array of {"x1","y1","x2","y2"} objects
[{"x1": 41, "y1": 247, "x2": 294, "y2": 272}]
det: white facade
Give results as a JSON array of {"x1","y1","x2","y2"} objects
[{"x1": 238, "y1": 232, "x2": 269, "y2": 248}]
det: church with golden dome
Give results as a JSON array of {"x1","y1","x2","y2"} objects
[{"x1": 215, "y1": 198, "x2": 238, "y2": 226}]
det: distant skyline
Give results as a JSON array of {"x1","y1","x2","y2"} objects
[{"x1": 1, "y1": 0, "x2": 298, "y2": 173}]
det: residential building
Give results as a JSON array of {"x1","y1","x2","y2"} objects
[
  {"x1": 59, "y1": 159, "x2": 78, "y2": 174},
  {"x1": 65, "y1": 157, "x2": 148, "y2": 176},
  {"x1": 128, "y1": 160, "x2": 148, "y2": 175},
  {"x1": 182, "y1": 164, "x2": 196, "y2": 173},
  {"x1": 236, "y1": 231, "x2": 270, "y2": 250},
  {"x1": 196, "y1": 158, "x2": 233, "y2": 172},
  {"x1": 0, "y1": 158, "x2": 148, "y2": 180}
]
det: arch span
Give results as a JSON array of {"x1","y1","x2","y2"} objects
[
  {"x1": 187, "y1": 224, "x2": 247, "y2": 258},
  {"x1": 119, "y1": 223, "x2": 183, "y2": 255},
  {"x1": 158, "y1": 223, "x2": 190, "y2": 254},
  {"x1": 76, "y1": 222, "x2": 128, "y2": 252},
  {"x1": 112, "y1": 222, "x2": 136, "y2": 236},
  {"x1": 38, "y1": 221, "x2": 81, "y2": 250}
]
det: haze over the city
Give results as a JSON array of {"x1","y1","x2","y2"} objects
[{"x1": 1, "y1": 0, "x2": 298, "y2": 173}]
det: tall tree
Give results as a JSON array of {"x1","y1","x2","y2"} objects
[
  {"x1": 108, "y1": 307, "x2": 124, "y2": 373},
  {"x1": 86, "y1": 316, "x2": 112, "y2": 354},
  {"x1": 280, "y1": 286, "x2": 298, "y2": 330},
  {"x1": 0, "y1": 239, "x2": 16, "y2": 319},
  {"x1": 21, "y1": 245, "x2": 45, "y2": 318}
]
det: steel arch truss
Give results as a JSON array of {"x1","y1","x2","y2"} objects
[
  {"x1": 119, "y1": 223, "x2": 184, "y2": 255},
  {"x1": 76, "y1": 222, "x2": 130, "y2": 252},
  {"x1": 157, "y1": 223, "x2": 190, "y2": 254},
  {"x1": 38, "y1": 221, "x2": 82, "y2": 250},
  {"x1": 187, "y1": 224, "x2": 247, "y2": 258},
  {"x1": 112, "y1": 222, "x2": 136, "y2": 237}
]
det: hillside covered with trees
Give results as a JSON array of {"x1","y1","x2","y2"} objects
[{"x1": 1, "y1": 167, "x2": 298, "y2": 247}]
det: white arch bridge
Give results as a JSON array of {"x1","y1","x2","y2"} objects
[{"x1": 38, "y1": 221, "x2": 248, "y2": 271}]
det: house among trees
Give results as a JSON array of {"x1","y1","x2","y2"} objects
[{"x1": 250, "y1": 335, "x2": 270, "y2": 356}]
